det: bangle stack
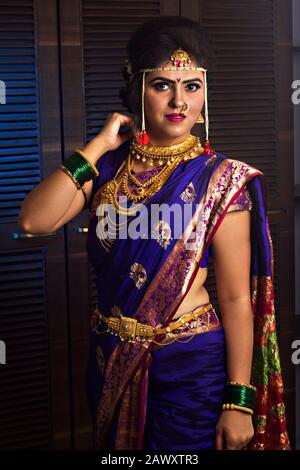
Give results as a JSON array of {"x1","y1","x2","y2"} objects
[
  {"x1": 58, "y1": 149, "x2": 99, "y2": 190},
  {"x1": 222, "y1": 381, "x2": 256, "y2": 416}
]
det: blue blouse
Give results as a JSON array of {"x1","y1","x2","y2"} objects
[{"x1": 200, "y1": 186, "x2": 253, "y2": 268}]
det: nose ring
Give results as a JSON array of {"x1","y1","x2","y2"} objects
[{"x1": 180, "y1": 103, "x2": 188, "y2": 112}]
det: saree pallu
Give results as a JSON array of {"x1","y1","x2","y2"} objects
[{"x1": 86, "y1": 137, "x2": 290, "y2": 450}]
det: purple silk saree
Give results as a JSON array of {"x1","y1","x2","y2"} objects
[{"x1": 86, "y1": 137, "x2": 290, "y2": 450}]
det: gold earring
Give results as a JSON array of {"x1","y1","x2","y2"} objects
[{"x1": 196, "y1": 113, "x2": 204, "y2": 124}]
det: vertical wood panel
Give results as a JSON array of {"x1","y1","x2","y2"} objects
[
  {"x1": 57, "y1": 0, "x2": 91, "y2": 449},
  {"x1": 161, "y1": 0, "x2": 180, "y2": 15},
  {"x1": 273, "y1": 0, "x2": 295, "y2": 446},
  {"x1": 35, "y1": 0, "x2": 72, "y2": 448}
]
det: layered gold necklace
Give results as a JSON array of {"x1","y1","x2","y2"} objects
[
  {"x1": 130, "y1": 133, "x2": 200, "y2": 166},
  {"x1": 96, "y1": 134, "x2": 203, "y2": 251}
]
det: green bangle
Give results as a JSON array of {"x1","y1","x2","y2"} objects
[
  {"x1": 75, "y1": 148, "x2": 99, "y2": 176},
  {"x1": 59, "y1": 163, "x2": 82, "y2": 190},
  {"x1": 62, "y1": 151, "x2": 98, "y2": 187},
  {"x1": 224, "y1": 383, "x2": 256, "y2": 410}
]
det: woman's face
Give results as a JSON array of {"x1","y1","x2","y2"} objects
[{"x1": 142, "y1": 59, "x2": 205, "y2": 145}]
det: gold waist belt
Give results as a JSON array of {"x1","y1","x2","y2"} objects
[{"x1": 90, "y1": 303, "x2": 214, "y2": 343}]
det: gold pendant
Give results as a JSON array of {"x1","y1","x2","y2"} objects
[{"x1": 136, "y1": 187, "x2": 145, "y2": 196}]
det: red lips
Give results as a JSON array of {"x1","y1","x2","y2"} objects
[
  {"x1": 165, "y1": 113, "x2": 186, "y2": 122},
  {"x1": 165, "y1": 113, "x2": 186, "y2": 118}
]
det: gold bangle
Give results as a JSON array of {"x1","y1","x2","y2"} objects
[
  {"x1": 59, "y1": 164, "x2": 82, "y2": 190},
  {"x1": 226, "y1": 381, "x2": 257, "y2": 392},
  {"x1": 75, "y1": 148, "x2": 99, "y2": 176},
  {"x1": 222, "y1": 403, "x2": 253, "y2": 415}
]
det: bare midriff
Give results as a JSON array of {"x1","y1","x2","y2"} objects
[{"x1": 171, "y1": 267, "x2": 210, "y2": 319}]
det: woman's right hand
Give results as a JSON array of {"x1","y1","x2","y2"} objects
[
  {"x1": 82, "y1": 113, "x2": 137, "y2": 164},
  {"x1": 100, "y1": 112, "x2": 136, "y2": 151}
]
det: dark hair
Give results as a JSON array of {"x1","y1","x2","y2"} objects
[{"x1": 119, "y1": 16, "x2": 216, "y2": 128}]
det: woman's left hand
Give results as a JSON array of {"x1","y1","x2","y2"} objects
[{"x1": 215, "y1": 410, "x2": 254, "y2": 450}]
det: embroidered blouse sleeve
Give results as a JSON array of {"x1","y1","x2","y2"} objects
[{"x1": 227, "y1": 186, "x2": 253, "y2": 212}]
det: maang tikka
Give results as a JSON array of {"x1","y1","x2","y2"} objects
[{"x1": 125, "y1": 47, "x2": 212, "y2": 155}]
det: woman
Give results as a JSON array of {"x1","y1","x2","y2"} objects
[{"x1": 19, "y1": 16, "x2": 290, "y2": 450}]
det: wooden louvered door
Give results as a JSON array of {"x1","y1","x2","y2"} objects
[{"x1": 0, "y1": 0, "x2": 72, "y2": 448}]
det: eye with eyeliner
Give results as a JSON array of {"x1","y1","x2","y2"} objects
[{"x1": 152, "y1": 81, "x2": 201, "y2": 92}]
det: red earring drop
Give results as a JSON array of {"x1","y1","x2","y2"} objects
[
  {"x1": 137, "y1": 129, "x2": 150, "y2": 145},
  {"x1": 202, "y1": 140, "x2": 212, "y2": 156},
  {"x1": 201, "y1": 71, "x2": 213, "y2": 156},
  {"x1": 137, "y1": 71, "x2": 150, "y2": 145}
]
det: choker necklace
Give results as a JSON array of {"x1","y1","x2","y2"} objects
[{"x1": 130, "y1": 134, "x2": 201, "y2": 167}]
